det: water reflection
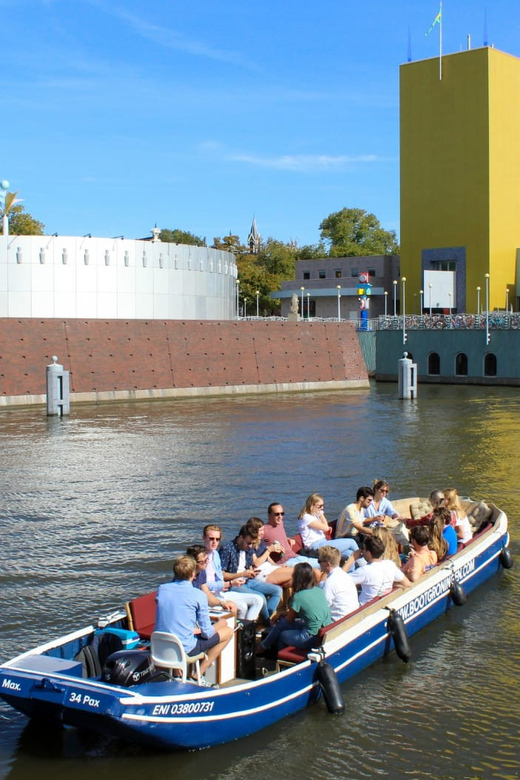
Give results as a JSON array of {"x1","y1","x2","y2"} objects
[{"x1": 0, "y1": 385, "x2": 518, "y2": 780}]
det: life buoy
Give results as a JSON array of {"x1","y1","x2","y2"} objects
[
  {"x1": 387, "y1": 609, "x2": 411, "y2": 663},
  {"x1": 317, "y1": 661, "x2": 344, "y2": 714}
]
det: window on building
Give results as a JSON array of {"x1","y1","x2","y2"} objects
[
  {"x1": 335, "y1": 270, "x2": 342, "y2": 278},
  {"x1": 433, "y1": 260, "x2": 456, "y2": 271},
  {"x1": 484, "y1": 353, "x2": 497, "y2": 377},
  {"x1": 318, "y1": 270, "x2": 326, "y2": 279},
  {"x1": 455, "y1": 353, "x2": 468, "y2": 376},
  {"x1": 428, "y1": 352, "x2": 441, "y2": 375},
  {"x1": 350, "y1": 268, "x2": 359, "y2": 277},
  {"x1": 368, "y1": 269, "x2": 376, "y2": 277},
  {"x1": 303, "y1": 272, "x2": 310, "y2": 280}
]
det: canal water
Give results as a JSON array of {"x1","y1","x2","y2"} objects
[{"x1": 0, "y1": 384, "x2": 519, "y2": 780}]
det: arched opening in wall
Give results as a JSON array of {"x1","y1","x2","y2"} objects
[
  {"x1": 428, "y1": 352, "x2": 441, "y2": 375},
  {"x1": 484, "y1": 353, "x2": 497, "y2": 377},
  {"x1": 455, "y1": 352, "x2": 468, "y2": 376}
]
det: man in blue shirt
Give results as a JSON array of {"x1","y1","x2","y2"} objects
[
  {"x1": 155, "y1": 555, "x2": 233, "y2": 681},
  {"x1": 219, "y1": 525, "x2": 282, "y2": 623}
]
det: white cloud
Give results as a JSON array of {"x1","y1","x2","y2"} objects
[{"x1": 225, "y1": 152, "x2": 380, "y2": 172}]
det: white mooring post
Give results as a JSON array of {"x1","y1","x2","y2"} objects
[
  {"x1": 46, "y1": 356, "x2": 70, "y2": 416},
  {"x1": 398, "y1": 352, "x2": 417, "y2": 399}
]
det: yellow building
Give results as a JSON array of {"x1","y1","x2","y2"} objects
[{"x1": 400, "y1": 47, "x2": 520, "y2": 314}]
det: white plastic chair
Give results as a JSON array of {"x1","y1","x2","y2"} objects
[{"x1": 150, "y1": 631, "x2": 205, "y2": 683}]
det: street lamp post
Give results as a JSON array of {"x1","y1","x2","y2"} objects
[
  {"x1": 236, "y1": 279, "x2": 240, "y2": 319},
  {"x1": 393, "y1": 280, "x2": 397, "y2": 317},
  {"x1": 384, "y1": 291, "x2": 388, "y2": 317},
  {"x1": 244, "y1": 297, "x2": 247, "y2": 318},
  {"x1": 420, "y1": 289, "x2": 424, "y2": 314},
  {"x1": 402, "y1": 277, "x2": 407, "y2": 345},
  {"x1": 506, "y1": 288, "x2": 509, "y2": 313},
  {"x1": 448, "y1": 292, "x2": 452, "y2": 327},
  {"x1": 337, "y1": 285, "x2": 341, "y2": 321},
  {"x1": 307, "y1": 292, "x2": 310, "y2": 319},
  {"x1": 485, "y1": 273, "x2": 490, "y2": 345},
  {"x1": 300, "y1": 286, "x2": 305, "y2": 317},
  {"x1": 256, "y1": 290, "x2": 260, "y2": 318},
  {"x1": 476, "y1": 286, "x2": 481, "y2": 315},
  {"x1": 428, "y1": 283, "x2": 433, "y2": 317}
]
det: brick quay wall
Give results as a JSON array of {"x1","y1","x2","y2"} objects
[{"x1": 0, "y1": 319, "x2": 369, "y2": 406}]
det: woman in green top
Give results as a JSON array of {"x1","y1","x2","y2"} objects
[{"x1": 261, "y1": 562, "x2": 331, "y2": 651}]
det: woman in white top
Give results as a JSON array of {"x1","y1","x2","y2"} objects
[
  {"x1": 444, "y1": 488, "x2": 472, "y2": 544},
  {"x1": 297, "y1": 493, "x2": 358, "y2": 556}
]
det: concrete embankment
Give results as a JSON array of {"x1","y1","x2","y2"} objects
[{"x1": 0, "y1": 319, "x2": 369, "y2": 406}]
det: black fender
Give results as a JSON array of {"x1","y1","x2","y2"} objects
[
  {"x1": 387, "y1": 609, "x2": 411, "y2": 663},
  {"x1": 317, "y1": 661, "x2": 344, "y2": 714}
]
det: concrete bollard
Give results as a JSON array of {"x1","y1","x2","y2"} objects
[
  {"x1": 398, "y1": 352, "x2": 417, "y2": 399},
  {"x1": 46, "y1": 356, "x2": 70, "y2": 416}
]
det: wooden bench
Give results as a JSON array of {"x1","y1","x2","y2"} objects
[{"x1": 125, "y1": 590, "x2": 157, "y2": 640}]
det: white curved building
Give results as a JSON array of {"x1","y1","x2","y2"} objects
[{"x1": 0, "y1": 234, "x2": 237, "y2": 320}]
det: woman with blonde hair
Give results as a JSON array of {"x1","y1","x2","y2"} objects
[
  {"x1": 297, "y1": 493, "x2": 358, "y2": 557},
  {"x1": 372, "y1": 526, "x2": 401, "y2": 566},
  {"x1": 444, "y1": 488, "x2": 472, "y2": 544}
]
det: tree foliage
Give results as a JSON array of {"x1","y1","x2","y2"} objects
[
  {"x1": 319, "y1": 208, "x2": 399, "y2": 257},
  {"x1": 160, "y1": 228, "x2": 205, "y2": 246},
  {"x1": 212, "y1": 234, "x2": 244, "y2": 253},
  {"x1": 1, "y1": 205, "x2": 45, "y2": 235}
]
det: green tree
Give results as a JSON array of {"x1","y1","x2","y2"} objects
[
  {"x1": 160, "y1": 228, "x2": 205, "y2": 246},
  {"x1": 236, "y1": 238, "x2": 300, "y2": 316},
  {"x1": 212, "y1": 234, "x2": 245, "y2": 253},
  {"x1": 319, "y1": 208, "x2": 399, "y2": 257},
  {"x1": 1, "y1": 205, "x2": 45, "y2": 235}
]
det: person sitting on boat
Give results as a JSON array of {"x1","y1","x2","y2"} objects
[
  {"x1": 219, "y1": 525, "x2": 282, "y2": 624},
  {"x1": 364, "y1": 481, "x2": 405, "y2": 525},
  {"x1": 427, "y1": 516, "x2": 448, "y2": 562},
  {"x1": 317, "y1": 545, "x2": 359, "y2": 620},
  {"x1": 401, "y1": 526, "x2": 438, "y2": 582},
  {"x1": 245, "y1": 517, "x2": 294, "y2": 588},
  {"x1": 432, "y1": 506, "x2": 458, "y2": 556},
  {"x1": 203, "y1": 524, "x2": 264, "y2": 620},
  {"x1": 444, "y1": 488, "x2": 472, "y2": 544},
  {"x1": 298, "y1": 493, "x2": 359, "y2": 556},
  {"x1": 263, "y1": 502, "x2": 320, "y2": 569},
  {"x1": 336, "y1": 486, "x2": 377, "y2": 538},
  {"x1": 260, "y1": 562, "x2": 331, "y2": 653},
  {"x1": 155, "y1": 555, "x2": 233, "y2": 685},
  {"x1": 186, "y1": 545, "x2": 238, "y2": 615},
  {"x1": 372, "y1": 526, "x2": 403, "y2": 566},
  {"x1": 342, "y1": 536, "x2": 411, "y2": 605},
  {"x1": 405, "y1": 489, "x2": 445, "y2": 529}
]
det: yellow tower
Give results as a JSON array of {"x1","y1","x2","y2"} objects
[{"x1": 400, "y1": 47, "x2": 520, "y2": 313}]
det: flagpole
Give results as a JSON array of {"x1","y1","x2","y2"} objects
[{"x1": 439, "y1": 1, "x2": 443, "y2": 80}]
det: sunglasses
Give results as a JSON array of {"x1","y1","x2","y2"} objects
[{"x1": 273, "y1": 511, "x2": 285, "y2": 516}]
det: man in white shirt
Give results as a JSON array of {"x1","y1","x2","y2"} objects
[
  {"x1": 344, "y1": 536, "x2": 412, "y2": 606},
  {"x1": 318, "y1": 546, "x2": 359, "y2": 621}
]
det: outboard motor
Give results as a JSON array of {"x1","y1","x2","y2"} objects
[{"x1": 103, "y1": 650, "x2": 154, "y2": 687}]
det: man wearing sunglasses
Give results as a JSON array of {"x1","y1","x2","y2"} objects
[{"x1": 263, "y1": 502, "x2": 320, "y2": 569}]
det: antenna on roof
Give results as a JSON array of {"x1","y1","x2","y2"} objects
[
  {"x1": 483, "y1": 6, "x2": 488, "y2": 46},
  {"x1": 407, "y1": 25, "x2": 412, "y2": 62}
]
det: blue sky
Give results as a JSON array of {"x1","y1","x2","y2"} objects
[{"x1": 3, "y1": 0, "x2": 520, "y2": 246}]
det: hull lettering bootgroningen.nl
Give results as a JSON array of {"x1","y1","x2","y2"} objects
[
  {"x1": 152, "y1": 701, "x2": 215, "y2": 716},
  {"x1": 398, "y1": 560, "x2": 476, "y2": 620}
]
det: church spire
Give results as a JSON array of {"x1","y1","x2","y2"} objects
[{"x1": 247, "y1": 217, "x2": 261, "y2": 254}]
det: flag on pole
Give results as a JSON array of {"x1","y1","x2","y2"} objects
[{"x1": 426, "y1": 7, "x2": 442, "y2": 36}]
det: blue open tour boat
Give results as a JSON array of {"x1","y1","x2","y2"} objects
[{"x1": 0, "y1": 497, "x2": 512, "y2": 751}]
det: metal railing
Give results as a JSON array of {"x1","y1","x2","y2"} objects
[{"x1": 361, "y1": 313, "x2": 520, "y2": 332}]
